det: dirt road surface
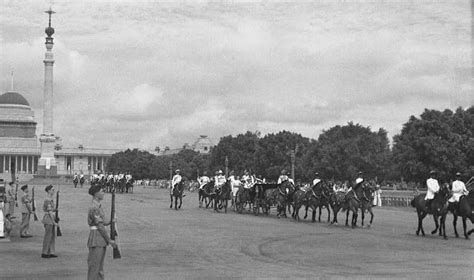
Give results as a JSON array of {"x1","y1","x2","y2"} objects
[{"x1": 1, "y1": 184, "x2": 472, "y2": 280}]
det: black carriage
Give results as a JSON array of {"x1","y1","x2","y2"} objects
[{"x1": 253, "y1": 183, "x2": 281, "y2": 216}]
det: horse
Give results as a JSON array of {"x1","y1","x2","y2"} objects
[
  {"x1": 253, "y1": 183, "x2": 279, "y2": 216},
  {"x1": 126, "y1": 179, "x2": 134, "y2": 194},
  {"x1": 329, "y1": 183, "x2": 346, "y2": 225},
  {"x1": 170, "y1": 180, "x2": 185, "y2": 210},
  {"x1": 448, "y1": 191, "x2": 474, "y2": 239},
  {"x1": 303, "y1": 182, "x2": 332, "y2": 223},
  {"x1": 411, "y1": 183, "x2": 452, "y2": 239},
  {"x1": 198, "y1": 181, "x2": 215, "y2": 208},
  {"x1": 292, "y1": 184, "x2": 325, "y2": 222},
  {"x1": 279, "y1": 180, "x2": 296, "y2": 217},
  {"x1": 235, "y1": 184, "x2": 257, "y2": 214},
  {"x1": 214, "y1": 180, "x2": 232, "y2": 213},
  {"x1": 358, "y1": 181, "x2": 376, "y2": 227},
  {"x1": 79, "y1": 176, "x2": 85, "y2": 188},
  {"x1": 73, "y1": 176, "x2": 79, "y2": 188}
]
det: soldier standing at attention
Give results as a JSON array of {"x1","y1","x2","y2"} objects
[
  {"x1": 87, "y1": 184, "x2": 117, "y2": 280},
  {"x1": 20, "y1": 185, "x2": 34, "y2": 238},
  {"x1": 6, "y1": 181, "x2": 16, "y2": 219},
  {"x1": 42, "y1": 185, "x2": 57, "y2": 258}
]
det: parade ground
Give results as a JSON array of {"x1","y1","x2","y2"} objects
[{"x1": 1, "y1": 183, "x2": 472, "y2": 280}]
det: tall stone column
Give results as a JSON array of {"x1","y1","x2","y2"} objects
[{"x1": 37, "y1": 8, "x2": 57, "y2": 176}]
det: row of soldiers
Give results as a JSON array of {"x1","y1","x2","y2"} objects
[{"x1": 0, "y1": 183, "x2": 58, "y2": 258}]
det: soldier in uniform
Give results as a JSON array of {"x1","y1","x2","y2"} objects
[
  {"x1": 171, "y1": 169, "x2": 182, "y2": 193},
  {"x1": 87, "y1": 184, "x2": 117, "y2": 280},
  {"x1": 6, "y1": 181, "x2": 16, "y2": 219},
  {"x1": 312, "y1": 172, "x2": 322, "y2": 188},
  {"x1": 20, "y1": 185, "x2": 34, "y2": 238},
  {"x1": 425, "y1": 170, "x2": 440, "y2": 211},
  {"x1": 214, "y1": 170, "x2": 226, "y2": 191},
  {"x1": 449, "y1": 172, "x2": 468, "y2": 204},
  {"x1": 42, "y1": 185, "x2": 57, "y2": 258},
  {"x1": 198, "y1": 171, "x2": 210, "y2": 190},
  {"x1": 242, "y1": 170, "x2": 254, "y2": 189}
]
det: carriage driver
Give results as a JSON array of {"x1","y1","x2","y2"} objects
[
  {"x1": 171, "y1": 169, "x2": 182, "y2": 193},
  {"x1": 198, "y1": 171, "x2": 210, "y2": 190},
  {"x1": 214, "y1": 170, "x2": 226, "y2": 191},
  {"x1": 425, "y1": 170, "x2": 440, "y2": 211},
  {"x1": 449, "y1": 172, "x2": 468, "y2": 204}
]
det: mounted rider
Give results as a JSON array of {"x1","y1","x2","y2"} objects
[
  {"x1": 448, "y1": 172, "x2": 468, "y2": 204},
  {"x1": 214, "y1": 170, "x2": 226, "y2": 191},
  {"x1": 277, "y1": 169, "x2": 294, "y2": 185},
  {"x1": 312, "y1": 172, "x2": 322, "y2": 189},
  {"x1": 425, "y1": 170, "x2": 440, "y2": 211},
  {"x1": 171, "y1": 169, "x2": 182, "y2": 193},
  {"x1": 198, "y1": 171, "x2": 211, "y2": 190},
  {"x1": 241, "y1": 170, "x2": 255, "y2": 189},
  {"x1": 346, "y1": 172, "x2": 364, "y2": 201}
]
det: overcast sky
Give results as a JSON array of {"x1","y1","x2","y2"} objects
[{"x1": 1, "y1": 0, "x2": 472, "y2": 150}]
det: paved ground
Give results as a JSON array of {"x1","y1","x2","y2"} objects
[{"x1": 1, "y1": 184, "x2": 472, "y2": 280}]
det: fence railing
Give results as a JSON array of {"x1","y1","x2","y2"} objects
[{"x1": 380, "y1": 191, "x2": 423, "y2": 207}]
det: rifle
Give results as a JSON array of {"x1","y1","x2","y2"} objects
[
  {"x1": 110, "y1": 190, "x2": 121, "y2": 259},
  {"x1": 31, "y1": 187, "x2": 38, "y2": 221},
  {"x1": 55, "y1": 187, "x2": 62, "y2": 236},
  {"x1": 15, "y1": 181, "x2": 18, "y2": 207}
]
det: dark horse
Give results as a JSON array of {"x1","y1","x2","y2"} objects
[
  {"x1": 303, "y1": 182, "x2": 332, "y2": 223},
  {"x1": 73, "y1": 176, "x2": 79, "y2": 188},
  {"x1": 170, "y1": 180, "x2": 185, "y2": 210},
  {"x1": 293, "y1": 184, "x2": 326, "y2": 222},
  {"x1": 214, "y1": 180, "x2": 232, "y2": 213},
  {"x1": 357, "y1": 182, "x2": 376, "y2": 227},
  {"x1": 411, "y1": 183, "x2": 452, "y2": 239},
  {"x1": 198, "y1": 181, "x2": 215, "y2": 208},
  {"x1": 79, "y1": 176, "x2": 85, "y2": 188},
  {"x1": 448, "y1": 191, "x2": 474, "y2": 239},
  {"x1": 235, "y1": 185, "x2": 257, "y2": 214}
]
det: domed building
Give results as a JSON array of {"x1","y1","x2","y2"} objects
[{"x1": 0, "y1": 91, "x2": 120, "y2": 182}]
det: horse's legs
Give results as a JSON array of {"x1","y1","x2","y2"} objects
[
  {"x1": 345, "y1": 210, "x2": 350, "y2": 226},
  {"x1": 368, "y1": 208, "x2": 374, "y2": 226},
  {"x1": 361, "y1": 207, "x2": 365, "y2": 227},
  {"x1": 462, "y1": 217, "x2": 469, "y2": 239},
  {"x1": 178, "y1": 196, "x2": 182, "y2": 209},
  {"x1": 431, "y1": 215, "x2": 439, "y2": 235},
  {"x1": 311, "y1": 205, "x2": 317, "y2": 223},
  {"x1": 170, "y1": 195, "x2": 173, "y2": 209},
  {"x1": 303, "y1": 205, "x2": 309, "y2": 219},
  {"x1": 326, "y1": 205, "x2": 331, "y2": 223},
  {"x1": 453, "y1": 214, "x2": 459, "y2": 238},
  {"x1": 352, "y1": 210, "x2": 358, "y2": 228},
  {"x1": 416, "y1": 211, "x2": 427, "y2": 236},
  {"x1": 441, "y1": 214, "x2": 447, "y2": 239}
]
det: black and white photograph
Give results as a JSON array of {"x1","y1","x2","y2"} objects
[{"x1": 0, "y1": 0, "x2": 472, "y2": 279}]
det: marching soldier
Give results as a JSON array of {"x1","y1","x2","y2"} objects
[
  {"x1": 449, "y1": 172, "x2": 468, "y2": 204},
  {"x1": 20, "y1": 185, "x2": 34, "y2": 238},
  {"x1": 41, "y1": 185, "x2": 57, "y2": 258},
  {"x1": 87, "y1": 184, "x2": 117, "y2": 280},
  {"x1": 425, "y1": 170, "x2": 440, "y2": 211}
]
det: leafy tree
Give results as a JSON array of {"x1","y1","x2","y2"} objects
[
  {"x1": 303, "y1": 123, "x2": 391, "y2": 181},
  {"x1": 392, "y1": 107, "x2": 474, "y2": 183}
]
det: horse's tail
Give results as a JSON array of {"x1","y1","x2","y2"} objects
[{"x1": 410, "y1": 197, "x2": 416, "y2": 208}]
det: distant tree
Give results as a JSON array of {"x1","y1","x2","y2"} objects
[
  {"x1": 254, "y1": 131, "x2": 310, "y2": 181},
  {"x1": 303, "y1": 123, "x2": 391, "y2": 181},
  {"x1": 210, "y1": 131, "x2": 260, "y2": 175},
  {"x1": 154, "y1": 146, "x2": 160, "y2": 153},
  {"x1": 108, "y1": 149, "x2": 155, "y2": 180},
  {"x1": 392, "y1": 107, "x2": 474, "y2": 183}
]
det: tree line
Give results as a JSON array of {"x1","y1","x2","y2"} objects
[{"x1": 107, "y1": 106, "x2": 474, "y2": 184}]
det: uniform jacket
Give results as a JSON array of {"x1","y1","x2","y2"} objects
[
  {"x1": 42, "y1": 198, "x2": 55, "y2": 225},
  {"x1": 449, "y1": 180, "x2": 468, "y2": 202},
  {"x1": 425, "y1": 178, "x2": 440, "y2": 200},
  {"x1": 20, "y1": 192, "x2": 32, "y2": 214},
  {"x1": 87, "y1": 200, "x2": 111, "y2": 248}
]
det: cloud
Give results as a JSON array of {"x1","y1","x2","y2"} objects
[{"x1": 0, "y1": 0, "x2": 470, "y2": 150}]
